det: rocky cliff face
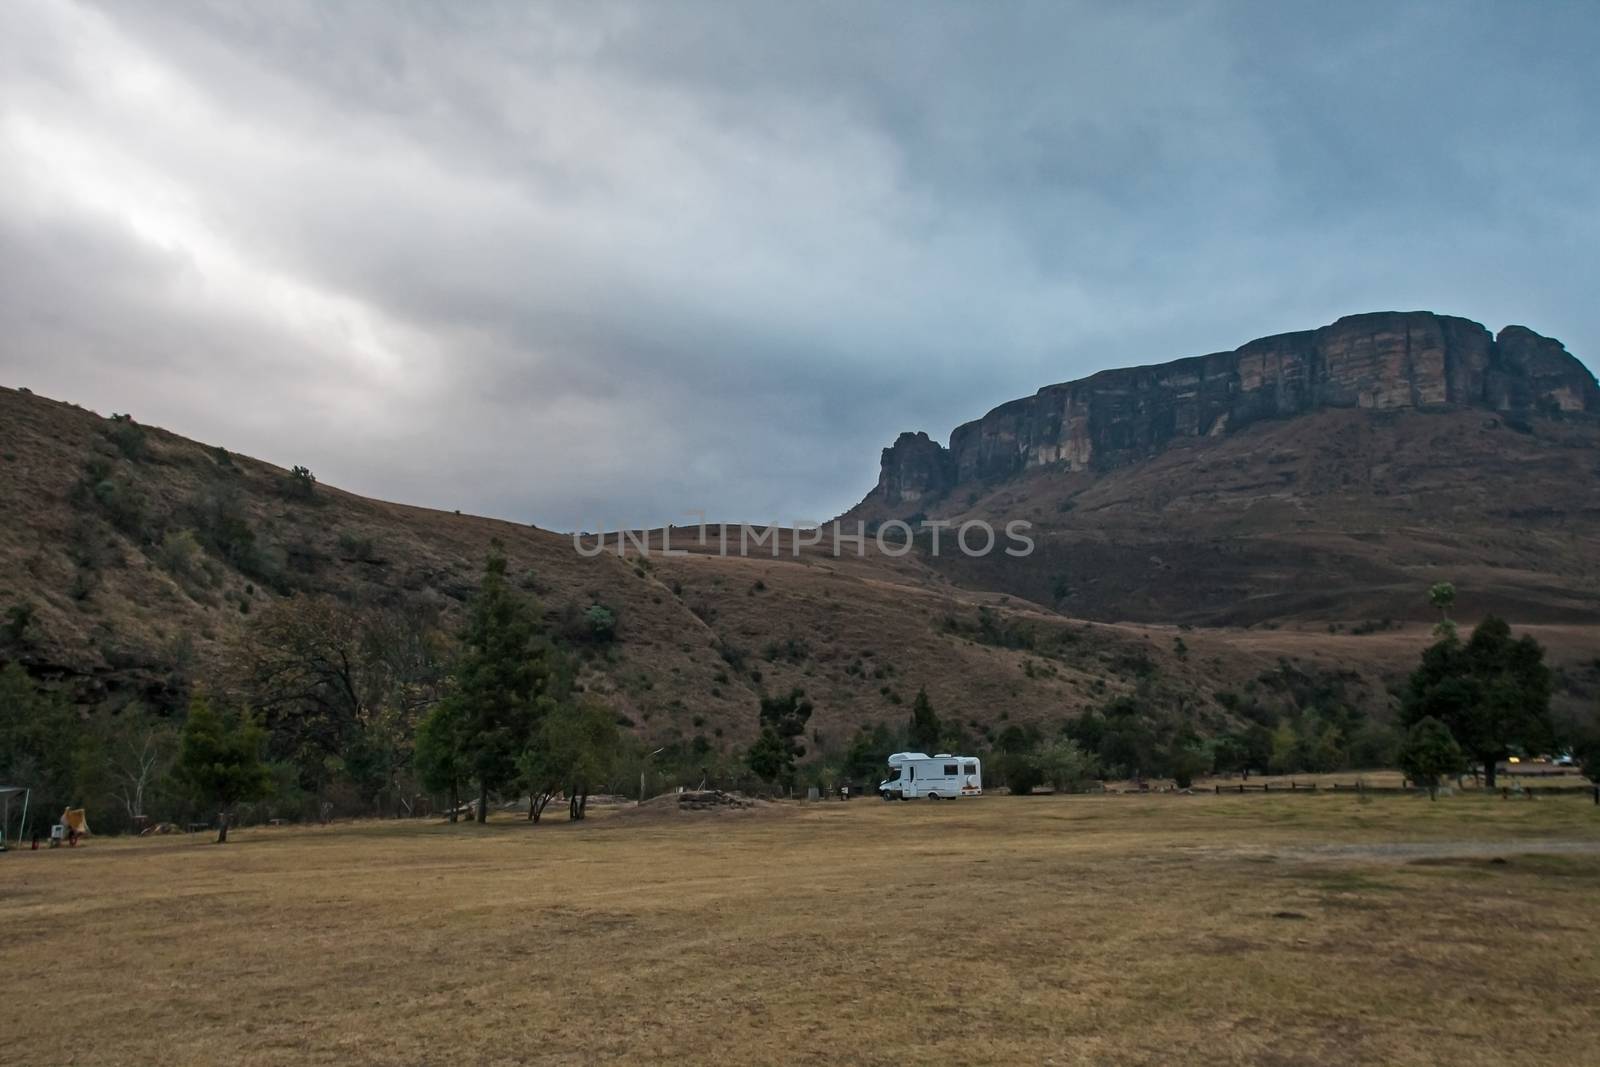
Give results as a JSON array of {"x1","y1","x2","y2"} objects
[{"x1": 869, "y1": 311, "x2": 1599, "y2": 506}]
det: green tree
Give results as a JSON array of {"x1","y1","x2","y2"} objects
[
  {"x1": 1567, "y1": 702, "x2": 1600, "y2": 784},
  {"x1": 0, "y1": 664, "x2": 85, "y2": 825},
  {"x1": 1267, "y1": 721, "x2": 1299, "y2": 775},
  {"x1": 1166, "y1": 743, "x2": 1211, "y2": 790},
  {"x1": 747, "y1": 688, "x2": 813, "y2": 790},
  {"x1": 1402, "y1": 616, "x2": 1553, "y2": 788},
  {"x1": 520, "y1": 700, "x2": 622, "y2": 822},
  {"x1": 907, "y1": 688, "x2": 942, "y2": 753},
  {"x1": 842, "y1": 723, "x2": 895, "y2": 786},
  {"x1": 454, "y1": 545, "x2": 569, "y2": 823},
  {"x1": 1036, "y1": 739, "x2": 1099, "y2": 793},
  {"x1": 1398, "y1": 717, "x2": 1463, "y2": 800},
  {"x1": 1428, "y1": 582, "x2": 1457, "y2": 637},
  {"x1": 746, "y1": 728, "x2": 792, "y2": 789},
  {"x1": 175, "y1": 694, "x2": 272, "y2": 843},
  {"x1": 414, "y1": 696, "x2": 468, "y2": 822},
  {"x1": 1210, "y1": 734, "x2": 1249, "y2": 777},
  {"x1": 996, "y1": 751, "x2": 1043, "y2": 795}
]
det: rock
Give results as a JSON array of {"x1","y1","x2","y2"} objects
[
  {"x1": 876, "y1": 431, "x2": 957, "y2": 507},
  {"x1": 862, "y1": 311, "x2": 1597, "y2": 507}
]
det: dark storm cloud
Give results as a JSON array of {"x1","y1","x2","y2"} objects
[{"x1": 2, "y1": 1, "x2": 1596, "y2": 529}]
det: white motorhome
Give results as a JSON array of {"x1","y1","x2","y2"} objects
[{"x1": 879, "y1": 752, "x2": 983, "y2": 800}]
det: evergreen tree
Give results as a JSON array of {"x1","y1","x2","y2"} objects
[
  {"x1": 907, "y1": 688, "x2": 942, "y2": 753},
  {"x1": 454, "y1": 545, "x2": 569, "y2": 823},
  {"x1": 414, "y1": 696, "x2": 468, "y2": 822},
  {"x1": 175, "y1": 693, "x2": 271, "y2": 843},
  {"x1": 747, "y1": 688, "x2": 812, "y2": 789}
]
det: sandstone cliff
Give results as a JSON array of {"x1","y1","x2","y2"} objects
[{"x1": 866, "y1": 311, "x2": 1599, "y2": 507}]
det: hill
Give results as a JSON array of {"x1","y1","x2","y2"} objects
[
  {"x1": 0, "y1": 385, "x2": 1283, "y2": 752},
  {"x1": 4, "y1": 308, "x2": 1598, "y2": 763}
]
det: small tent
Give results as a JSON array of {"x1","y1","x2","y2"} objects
[{"x1": 61, "y1": 808, "x2": 90, "y2": 837}]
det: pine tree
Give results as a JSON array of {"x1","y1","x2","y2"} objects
[
  {"x1": 454, "y1": 544, "x2": 568, "y2": 824},
  {"x1": 907, "y1": 687, "x2": 942, "y2": 753},
  {"x1": 175, "y1": 693, "x2": 271, "y2": 843}
]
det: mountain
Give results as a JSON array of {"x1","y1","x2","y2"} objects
[
  {"x1": 847, "y1": 311, "x2": 1600, "y2": 627},
  {"x1": 859, "y1": 312, "x2": 1598, "y2": 504},
  {"x1": 3, "y1": 309, "x2": 1598, "y2": 750}
]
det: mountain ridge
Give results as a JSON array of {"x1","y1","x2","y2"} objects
[{"x1": 858, "y1": 311, "x2": 1599, "y2": 512}]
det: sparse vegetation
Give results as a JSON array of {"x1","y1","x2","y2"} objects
[{"x1": 285, "y1": 464, "x2": 318, "y2": 500}]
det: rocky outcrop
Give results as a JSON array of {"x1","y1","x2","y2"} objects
[
  {"x1": 876, "y1": 431, "x2": 957, "y2": 506},
  {"x1": 870, "y1": 312, "x2": 1598, "y2": 503}
]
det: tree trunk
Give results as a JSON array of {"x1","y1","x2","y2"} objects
[
  {"x1": 476, "y1": 781, "x2": 488, "y2": 824},
  {"x1": 216, "y1": 810, "x2": 229, "y2": 844},
  {"x1": 1482, "y1": 758, "x2": 1497, "y2": 790},
  {"x1": 448, "y1": 780, "x2": 458, "y2": 823},
  {"x1": 579, "y1": 790, "x2": 588, "y2": 820}
]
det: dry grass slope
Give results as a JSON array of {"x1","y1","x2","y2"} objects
[{"x1": 4, "y1": 385, "x2": 1597, "y2": 745}]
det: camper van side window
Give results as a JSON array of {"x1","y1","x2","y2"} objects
[
  {"x1": 963, "y1": 763, "x2": 977, "y2": 775},
  {"x1": 943, "y1": 764, "x2": 958, "y2": 775}
]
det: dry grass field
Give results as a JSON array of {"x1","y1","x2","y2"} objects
[{"x1": 3, "y1": 794, "x2": 1598, "y2": 1066}]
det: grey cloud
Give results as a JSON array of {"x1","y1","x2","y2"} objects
[{"x1": 2, "y1": 0, "x2": 1596, "y2": 531}]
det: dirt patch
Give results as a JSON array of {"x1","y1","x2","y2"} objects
[{"x1": 607, "y1": 789, "x2": 788, "y2": 822}]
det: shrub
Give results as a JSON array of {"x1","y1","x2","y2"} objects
[
  {"x1": 2, "y1": 603, "x2": 37, "y2": 647},
  {"x1": 337, "y1": 531, "x2": 377, "y2": 561},
  {"x1": 106, "y1": 414, "x2": 148, "y2": 461},
  {"x1": 584, "y1": 604, "x2": 618, "y2": 643},
  {"x1": 1037, "y1": 739, "x2": 1099, "y2": 793},
  {"x1": 1398, "y1": 717, "x2": 1464, "y2": 800},
  {"x1": 156, "y1": 529, "x2": 208, "y2": 587},
  {"x1": 997, "y1": 751, "x2": 1043, "y2": 795},
  {"x1": 285, "y1": 465, "x2": 317, "y2": 500}
]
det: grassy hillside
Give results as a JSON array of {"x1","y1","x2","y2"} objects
[{"x1": 4, "y1": 385, "x2": 1596, "y2": 759}]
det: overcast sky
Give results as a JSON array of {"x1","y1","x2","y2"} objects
[{"x1": 3, "y1": 1, "x2": 1597, "y2": 529}]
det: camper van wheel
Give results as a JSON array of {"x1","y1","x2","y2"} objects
[{"x1": 927, "y1": 792, "x2": 943, "y2": 800}]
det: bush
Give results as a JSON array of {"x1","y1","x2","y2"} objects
[
  {"x1": 584, "y1": 604, "x2": 617, "y2": 643},
  {"x1": 107, "y1": 414, "x2": 148, "y2": 461},
  {"x1": 997, "y1": 751, "x2": 1044, "y2": 795},
  {"x1": 1398, "y1": 716, "x2": 1464, "y2": 799},
  {"x1": 285, "y1": 465, "x2": 317, "y2": 500},
  {"x1": 1167, "y1": 744, "x2": 1210, "y2": 789},
  {"x1": 156, "y1": 529, "x2": 208, "y2": 586},
  {"x1": 2, "y1": 603, "x2": 37, "y2": 648},
  {"x1": 1036, "y1": 739, "x2": 1098, "y2": 792},
  {"x1": 337, "y1": 531, "x2": 377, "y2": 561}
]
